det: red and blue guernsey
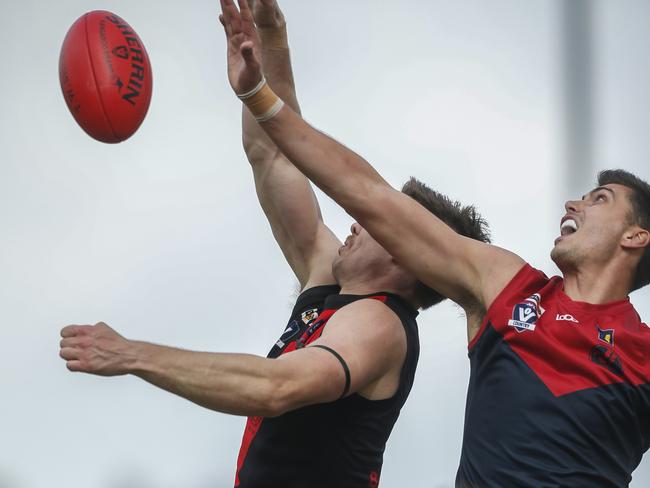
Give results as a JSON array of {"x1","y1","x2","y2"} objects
[{"x1": 457, "y1": 264, "x2": 650, "y2": 487}]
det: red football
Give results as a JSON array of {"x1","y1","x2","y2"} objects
[{"x1": 59, "y1": 11, "x2": 153, "y2": 143}]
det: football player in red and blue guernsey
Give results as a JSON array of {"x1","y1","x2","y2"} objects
[
  {"x1": 58, "y1": 1, "x2": 491, "y2": 487},
  {"x1": 221, "y1": 0, "x2": 650, "y2": 485}
]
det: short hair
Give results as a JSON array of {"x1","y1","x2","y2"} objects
[
  {"x1": 401, "y1": 177, "x2": 491, "y2": 309},
  {"x1": 598, "y1": 169, "x2": 650, "y2": 291}
]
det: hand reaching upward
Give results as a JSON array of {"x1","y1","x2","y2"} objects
[
  {"x1": 249, "y1": 0, "x2": 286, "y2": 30},
  {"x1": 219, "y1": 0, "x2": 263, "y2": 95}
]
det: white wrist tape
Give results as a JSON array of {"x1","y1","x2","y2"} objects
[{"x1": 237, "y1": 77, "x2": 285, "y2": 123}]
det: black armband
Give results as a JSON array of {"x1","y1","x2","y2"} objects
[{"x1": 310, "y1": 345, "x2": 351, "y2": 400}]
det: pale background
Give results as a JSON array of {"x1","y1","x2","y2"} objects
[{"x1": 1, "y1": 1, "x2": 649, "y2": 487}]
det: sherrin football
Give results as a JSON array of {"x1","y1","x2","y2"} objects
[{"x1": 59, "y1": 11, "x2": 152, "y2": 143}]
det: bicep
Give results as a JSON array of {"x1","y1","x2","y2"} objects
[
  {"x1": 251, "y1": 153, "x2": 342, "y2": 287},
  {"x1": 274, "y1": 300, "x2": 405, "y2": 410},
  {"x1": 359, "y1": 185, "x2": 525, "y2": 309}
]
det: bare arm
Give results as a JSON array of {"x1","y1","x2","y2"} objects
[
  {"x1": 221, "y1": 0, "x2": 524, "y2": 311},
  {"x1": 59, "y1": 307, "x2": 404, "y2": 416},
  {"x1": 241, "y1": 0, "x2": 340, "y2": 289}
]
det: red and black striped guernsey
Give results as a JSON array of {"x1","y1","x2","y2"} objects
[
  {"x1": 234, "y1": 285, "x2": 420, "y2": 488},
  {"x1": 457, "y1": 264, "x2": 650, "y2": 487}
]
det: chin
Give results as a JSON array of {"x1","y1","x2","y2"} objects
[
  {"x1": 331, "y1": 255, "x2": 344, "y2": 280},
  {"x1": 551, "y1": 243, "x2": 578, "y2": 273}
]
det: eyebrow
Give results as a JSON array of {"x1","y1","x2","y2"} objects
[{"x1": 581, "y1": 186, "x2": 615, "y2": 200}]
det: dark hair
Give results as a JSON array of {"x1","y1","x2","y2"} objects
[
  {"x1": 401, "y1": 177, "x2": 491, "y2": 309},
  {"x1": 598, "y1": 169, "x2": 650, "y2": 291}
]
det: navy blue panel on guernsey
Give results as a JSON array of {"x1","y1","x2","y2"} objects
[
  {"x1": 456, "y1": 322, "x2": 650, "y2": 488},
  {"x1": 235, "y1": 285, "x2": 420, "y2": 488}
]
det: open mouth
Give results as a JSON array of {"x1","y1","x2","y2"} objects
[{"x1": 559, "y1": 217, "x2": 579, "y2": 238}]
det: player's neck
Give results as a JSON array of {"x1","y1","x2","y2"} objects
[
  {"x1": 562, "y1": 261, "x2": 632, "y2": 304},
  {"x1": 338, "y1": 280, "x2": 398, "y2": 297},
  {"x1": 337, "y1": 274, "x2": 406, "y2": 299}
]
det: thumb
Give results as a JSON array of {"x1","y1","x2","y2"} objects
[{"x1": 240, "y1": 41, "x2": 258, "y2": 66}]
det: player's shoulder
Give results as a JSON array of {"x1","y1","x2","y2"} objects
[
  {"x1": 332, "y1": 297, "x2": 404, "y2": 333},
  {"x1": 488, "y1": 262, "x2": 553, "y2": 303}
]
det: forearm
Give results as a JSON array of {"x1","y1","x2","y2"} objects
[
  {"x1": 129, "y1": 341, "x2": 285, "y2": 417},
  {"x1": 259, "y1": 105, "x2": 389, "y2": 219},
  {"x1": 242, "y1": 26, "x2": 300, "y2": 164}
]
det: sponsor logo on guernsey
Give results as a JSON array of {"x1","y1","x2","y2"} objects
[
  {"x1": 556, "y1": 313, "x2": 579, "y2": 324},
  {"x1": 275, "y1": 319, "x2": 301, "y2": 348},
  {"x1": 508, "y1": 293, "x2": 545, "y2": 333},
  {"x1": 301, "y1": 308, "x2": 319, "y2": 325}
]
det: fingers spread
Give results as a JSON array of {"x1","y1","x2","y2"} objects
[
  {"x1": 221, "y1": 0, "x2": 243, "y2": 36},
  {"x1": 239, "y1": 0, "x2": 255, "y2": 23}
]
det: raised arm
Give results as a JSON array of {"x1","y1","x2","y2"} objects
[
  {"x1": 240, "y1": 0, "x2": 340, "y2": 289},
  {"x1": 59, "y1": 306, "x2": 404, "y2": 416},
  {"x1": 220, "y1": 0, "x2": 524, "y2": 312}
]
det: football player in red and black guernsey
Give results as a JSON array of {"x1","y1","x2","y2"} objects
[
  {"x1": 58, "y1": 2, "x2": 490, "y2": 488},
  {"x1": 220, "y1": 0, "x2": 650, "y2": 486}
]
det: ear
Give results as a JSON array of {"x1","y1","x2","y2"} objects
[{"x1": 621, "y1": 226, "x2": 650, "y2": 251}]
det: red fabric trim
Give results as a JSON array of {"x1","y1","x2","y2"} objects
[
  {"x1": 468, "y1": 263, "x2": 532, "y2": 351},
  {"x1": 235, "y1": 416, "x2": 264, "y2": 486}
]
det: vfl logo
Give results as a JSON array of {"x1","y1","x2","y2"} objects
[
  {"x1": 508, "y1": 293, "x2": 545, "y2": 333},
  {"x1": 556, "y1": 314, "x2": 579, "y2": 324},
  {"x1": 112, "y1": 45, "x2": 129, "y2": 59}
]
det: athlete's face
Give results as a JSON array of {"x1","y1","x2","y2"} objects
[
  {"x1": 333, "y1": 222, "x2": 396, "y2": 281},
  {"x1": 551, "y1": 183, "x2": 637, "y2": 271}
]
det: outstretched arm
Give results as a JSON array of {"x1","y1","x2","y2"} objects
[
  {"x1": 220, "y1": 0, "x2": 524, "y2": 312},
  {"x1": 59, "y1": 307, "x2": 404, "y2": 416},
  {"x1": 240, "y1": 0, "x2": 340, "y2": 290}
]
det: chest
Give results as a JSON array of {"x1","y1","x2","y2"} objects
[
  {"x1": 268, "y1": 307, "x2": 337, "y2": 358},
  {"x1": 487, "y1": 294, "x2": 649, "y2": 396}
]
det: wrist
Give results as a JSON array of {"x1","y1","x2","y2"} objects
[
  {"x1": 259, "y1": 24, "x2": 288, "y2": 50},
  {"x1": 238, "y1": 77, "x2": 285, "y2": 123},
  {"x1": 127, "y1": 340, "x2": 152, "y2": 375}
]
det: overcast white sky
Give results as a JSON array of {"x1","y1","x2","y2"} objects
[{"x1": 1, "y1": 1, "x2": 649, "y2": 487}]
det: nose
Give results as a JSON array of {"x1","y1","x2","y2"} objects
[
  {"x1": 565, "y1": 199, "x2": 581, "y2": 214},
  {"x1": 350, "y1": 222, "x2": 361, "y2": 235}
]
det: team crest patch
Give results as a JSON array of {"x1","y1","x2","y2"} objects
[
  {"x1": 301, "y1": 308, "x2": 319, "y2": 325},
  {"x1": 275, "y1": 319, "x2": 301, "y2": 348},
  {"x1": 590, "y1": 325, "x2": 623, "y2": 377},
  {"x1": 508, "y1": 293, "x2": 545, "y2": 333},
  {"x1": 597, "y1": 326, "x2": 615, "y2": 347}
]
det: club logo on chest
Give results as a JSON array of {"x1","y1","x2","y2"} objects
[
  {"x1": 508, "y1": 293, "x2": 545, "y2": 333},
  {"x1": 590, "y1": 325, "x2": 624, "y2": 377}
]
